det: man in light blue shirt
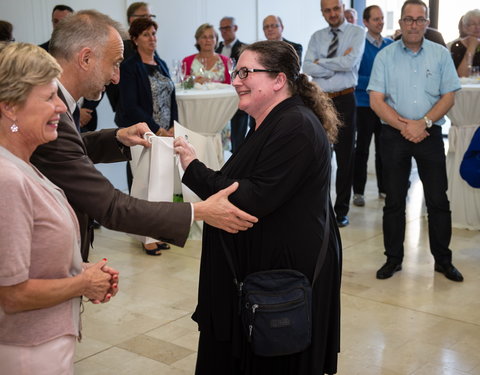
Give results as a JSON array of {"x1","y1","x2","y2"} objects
[
  {"x1": 368, "y1": 0, "x2": 463, "y2": 282},
  {"x1": 304, "y1": 0, "x2": 365, "y2": 228}
]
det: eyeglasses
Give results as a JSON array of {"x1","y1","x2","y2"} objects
[
  {"x1": 263, "y1": 23, "x2": 280, "y2": 30},
  {"x1": 401, "y1": 17, "x2": 428, "y2": 26},
  {"x1": 132, "y1": 14, "x2": 156, "y2": 19},
  {"x1": 219, "y1": 25, "x2": 233, "y2": 31},
  {"x1": 231, "y1": 67, "x2": 280, "y2": 80}
]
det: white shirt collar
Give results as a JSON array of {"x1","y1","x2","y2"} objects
[
  {"x1": 224, "y1": 38, "x2": 238, "y2": 48},
  {"x1": 57, "y1": 79, "x2": 77, "y2": 114}
]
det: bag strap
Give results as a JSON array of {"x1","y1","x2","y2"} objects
[{"x1": 220, "y1": 185, "x2": 331, "y2": 288}]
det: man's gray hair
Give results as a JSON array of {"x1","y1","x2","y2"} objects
[
  {"x1": 49, "y1": 9, "x2": 125, "y2": 61},
  {"x1": 220, "y1": 16, "x2": 236, "y2": 25}
]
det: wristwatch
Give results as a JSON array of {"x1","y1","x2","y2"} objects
[{"x1": 424, "y1": 116, "x2": 433, "y2": 128}]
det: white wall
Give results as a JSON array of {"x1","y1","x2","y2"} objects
[{"x1": 0, "y1": 0, "x2": 329, "y2": 190}]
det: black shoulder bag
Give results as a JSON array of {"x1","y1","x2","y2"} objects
[{"x1": 221, "y1": 192, "x2": 331, "y2": 357}]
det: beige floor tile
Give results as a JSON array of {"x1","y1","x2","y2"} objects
[
  {"x1": 75, "y1": 347, "x2": 185, "y2": 374},
  {"x1": 117, "y1": 334, "x2": 194, "y2": 365},
  {"x1": 171, "y1": 353, "x2": 198, "y2": 372},
  {"x1": 74, "y1": 336, "x2": 112, "y2": 362}
]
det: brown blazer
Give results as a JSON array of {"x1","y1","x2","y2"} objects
[{"x1": 31, "y1": 89, "x2": 191, "y2": 260}]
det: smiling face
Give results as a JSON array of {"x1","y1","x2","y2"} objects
[
  {"x1": 321, "y1": 0, "x2": 345, "y2": 28},
  {"x1": 12, "y1": 80, "x2": 66, "y2": 148},
  {"x1": 133, "y1": 25, "x2": 157, "y2": 55},
  {"x1": 399, "y1": 3, "x2": 429, "y2": 50},
  {"x1": 364, "y1": 7, "x2": 384, "y2": 38},
  {"x1": 197, "y1": 27, "x2": 217, "y2": 52},
  {"x1": 232, "y1": 50, "x2": 280, "y2": 121},
  {"x1": 84, "y1": 28, "x2": 123, "y2": 101}
]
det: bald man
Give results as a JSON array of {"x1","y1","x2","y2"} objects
[{"x1": 262, "y1": 15, "x2": 303, "y2": 64}]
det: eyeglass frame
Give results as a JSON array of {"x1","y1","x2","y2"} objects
[
  {"x1": 131, "y1": 14, "x2": 156, "y2": 19},
  {"x1": 231, "y1": 67, "x2": 280, "y2": 80},
  {"x1": 400, "y1": 17, "x2": 428, "y2": 26},
  {"x1": 219, "y1": 25, "x2": 233, "y2": 31},
  {"x1": 263, "y1": 23, "x2": 281, "y2": 30}
]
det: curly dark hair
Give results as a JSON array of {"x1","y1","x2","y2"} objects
[{"x1": 241, "y1": 40, "x2": 340, "y2": 143}]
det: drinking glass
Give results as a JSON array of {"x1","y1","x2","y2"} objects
[{"x1": 227, "y1": 58, "x2": 236, "y2": 77}]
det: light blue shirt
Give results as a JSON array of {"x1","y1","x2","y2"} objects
[
  {"x1": 303, "y1": 21, "x2": 365, "y2": 92},
  {"x1": 367, "y1": 38, "x2": 461, "y2": 125}
]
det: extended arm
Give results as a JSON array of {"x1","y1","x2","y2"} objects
[
  {"x1": 175, "y1": 120, "x2": 318, "y2": 219},
  {"x1": 31, "y1": 119, "x2": 192, "y2": 247}
]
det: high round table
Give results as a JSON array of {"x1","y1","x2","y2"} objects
[
  {"x1": 175, "y1": 83, "x2": 239, "y2": 239},
  {"x1": 176, "y1": 83, "x2": 239, "y2": 170},
  {"x1": 446, "y1": 82, "x2": 480, "y2": 230}
]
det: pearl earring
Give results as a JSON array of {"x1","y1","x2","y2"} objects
[{"x1": 10, "y1": 123, "x2": 19, "y2": 133}]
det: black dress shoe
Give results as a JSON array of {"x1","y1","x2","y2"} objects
[
  {"x1": 336, "y1": 216, "x2": 349, "y2": 227},
  {"x1": 376, "y1": 261, "x2": 402, "y2": 279},
  {"x1": 434, "y1": 262, "x2": 464, "y2": 282}
]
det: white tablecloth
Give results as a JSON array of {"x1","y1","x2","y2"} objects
[
  {"x1": 446, "y1": 83, "x2": 480, "y2": 230},
  {"x1": 175, "y1": 84, "x2": 239, "y2": 239},
  {"x1": 176, "y1": 83, "x2": 239, "y2": 170}
]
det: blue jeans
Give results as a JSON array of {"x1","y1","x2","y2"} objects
[{"x1": 381, "y1": 125, "x2": 452, "y2": 264}]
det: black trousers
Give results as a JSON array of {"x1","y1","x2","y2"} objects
[
  {"x1": 230, "y1": 109, "x2": 250, "y2": 153},
  {"x1": 353, "y1": 106, "x2": 384, "y2": 195},
  {"x1": 332, "y1": 93, "x2": 357, "y2": 218},
  {"x1": 381, "y1": 125, "x2": 452, "y2": 264}
]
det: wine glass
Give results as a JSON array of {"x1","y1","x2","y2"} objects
[
  {"x1": 178, "y1": 61, "x2": 187, "y2": 90},
  {"x1": 171, "y1": 59, "x2": 180, "y2": 84},
  {"x1": 227, "y1": 58, "x2": 236, "y2": 79}
]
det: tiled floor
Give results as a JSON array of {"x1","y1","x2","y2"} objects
[{"x1": 75, "y1": 168, "x2": 480, "y2": 374}]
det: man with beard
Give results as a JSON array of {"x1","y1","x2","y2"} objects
[
  {"x1": 304, "y1": 0, "x2": 365, "y2": 227},
  {"x1": 30, "y1": 10, "x2": 257, "y2": 261}
]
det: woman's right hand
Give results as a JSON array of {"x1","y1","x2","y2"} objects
[
  {"x1": 463, "y1": 35, "x2": 480, "y2": 52},
  {"x1": 81, "y1": 260, "x2": 112, "y2": 302},
  {"x1": 174, "y1": 136, "x2": 198, "y2": 170}
]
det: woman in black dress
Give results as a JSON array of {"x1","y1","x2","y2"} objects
[{"x1": 175, "y1": 41, "x2": 342, "y2": 375}]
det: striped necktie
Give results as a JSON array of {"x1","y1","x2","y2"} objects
[{"x1": 327, "y1": 28, "x2": 339, "y2": 58}]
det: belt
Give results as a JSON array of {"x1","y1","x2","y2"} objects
[{"x1": 327, "y1": 87, "x2": 355, "y2": 99}]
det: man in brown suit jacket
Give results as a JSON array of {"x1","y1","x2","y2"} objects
[{"x1": 31, "y1": 10, "x2": 257, "y2": 261}]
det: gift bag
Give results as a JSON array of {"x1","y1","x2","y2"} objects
[{"x1": 130, "y1": 132, "x2": 174, "y2": 244}]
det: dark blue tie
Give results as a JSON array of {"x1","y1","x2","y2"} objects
[{"x1": 72, "y1": 105, "x2": 80, "y2": 131}]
